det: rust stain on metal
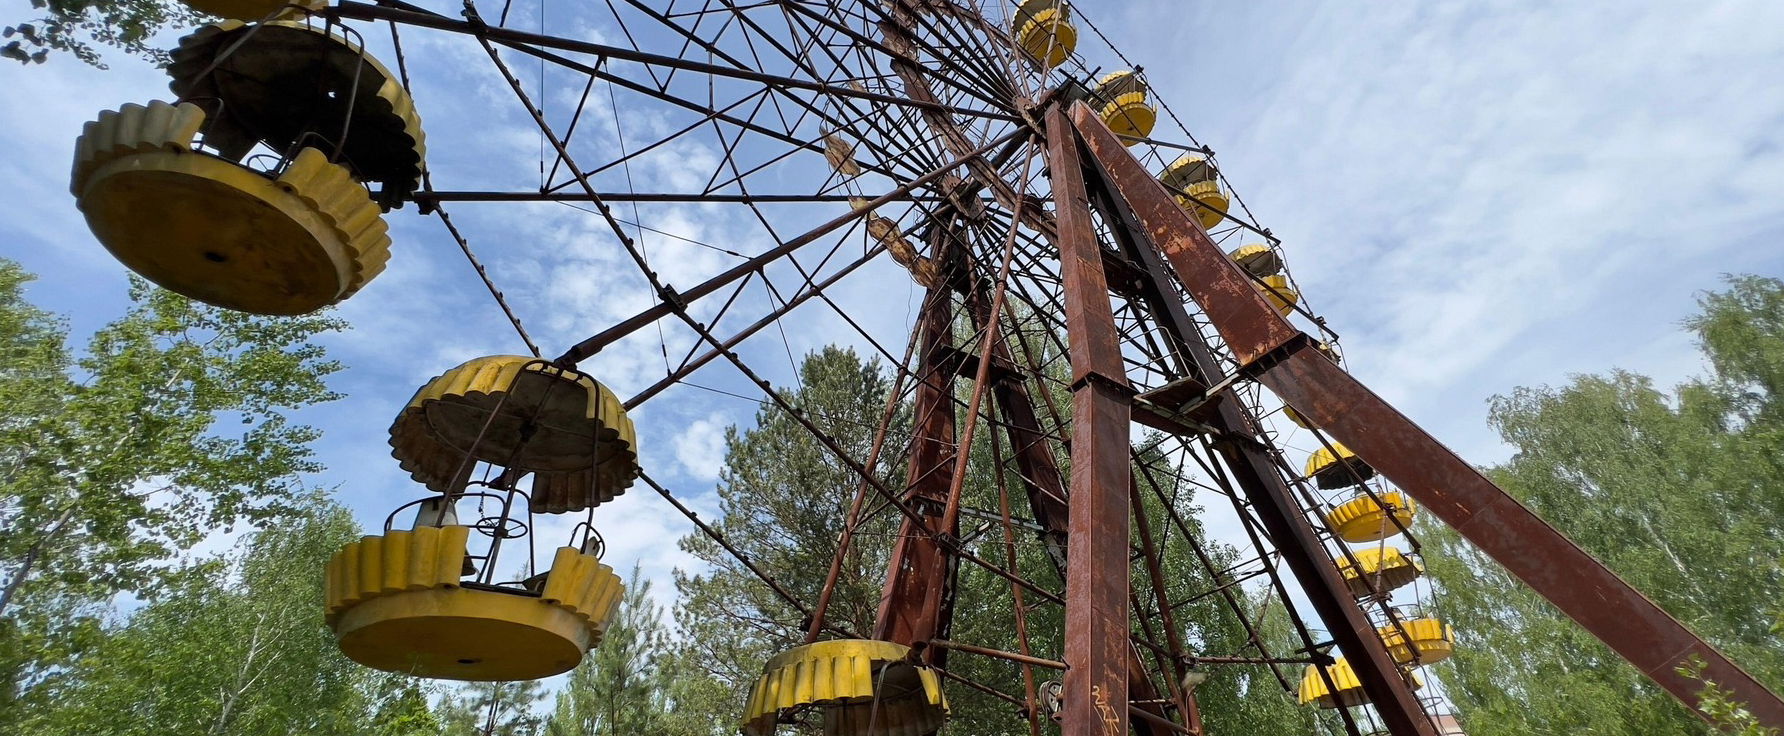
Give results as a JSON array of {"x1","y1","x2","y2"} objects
[
  {"x1": 1048, "y1": 105, "x2": 1134, "y2": 736},
  {"x1": 1068, "y1": 102, "x2": 1297, "y2": 365},
  {"x1": 873, "y1": 283, "x2": 960, "y2": 659}
]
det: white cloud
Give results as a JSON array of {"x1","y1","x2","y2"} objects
[{"x1": 672, "y1": 412, "x2": 731, "y2": 481}]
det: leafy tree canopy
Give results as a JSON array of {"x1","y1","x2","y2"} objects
[
  {"x1": 1425, "y1": 275, "x2": 1784, "y2": 735},
  {"x1": 0, "y1": 260, "x2": 343, "y2": 722},
  {"x1": 4, "y1": 0, "x2": 201, "y2": 67}
]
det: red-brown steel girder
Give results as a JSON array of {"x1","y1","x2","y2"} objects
[
  {"x1": 1068, "y1": 104, "x2": 1432, "y2": 736},
  {"x1": 1048, "y1": 105, "x2": 1136, "y2": 736},
  {"x1": 874, "y1": 281, "x2": 961, "y2": 655},
  {"x1": 1067, "y1": 100, "x2": 1784, "y2": 730}
]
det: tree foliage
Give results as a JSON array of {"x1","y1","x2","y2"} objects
[
  {"x1": 0, "y1": 262, "x2": 343, "y2": 722},
  {"x1": 440, "y1": 680, "x2": 546, "y2": 736},
  {"x1": 546, "y1": 566, "x2": 711, "y2": 736},
  {"x1": 1424, "y1": 275, "x2": 1784, "y2": 735},
  {"x1": 670, "y1": 346, "x2": 903, "y2": 728},
  {"x1": 3, "y1": 0, "x2": 200, "y2": 67},
  {"x1": 669, "y1": 344, "x2": 1328, "y2": 733},
  {"x1": 14, "y1": 494, "x2": 446, "y2": 735}
]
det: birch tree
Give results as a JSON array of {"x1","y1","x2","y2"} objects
[
  {"x1": 1424, "y1": 275, "x2": 1784, "y2": 735},
  {"x1": 0, "y1": 261, "x2": 342, "y2": 722}
]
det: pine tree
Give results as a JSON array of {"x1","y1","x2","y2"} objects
[
  {"x1": 547, "y1": 567, "x2": 683, "y2": 736},
  {"x1": 442, "y1": 681, "x2": 546, "y2": 736},
  {"x1": 670, "y1": 346, "x2": 903, "y2": 726}
]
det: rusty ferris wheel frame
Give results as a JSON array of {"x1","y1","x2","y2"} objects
[{"x1": 313, "y1": 0, "x2": 1783, "y2": 733}]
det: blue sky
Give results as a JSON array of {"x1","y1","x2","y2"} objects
[{"x1": 4, "y1": 0, "x2": 1783, "y2": 684}]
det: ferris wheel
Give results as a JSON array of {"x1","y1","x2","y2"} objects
[{"x1": 64, "y1": 0, "x2": 1784, "y2": 734}]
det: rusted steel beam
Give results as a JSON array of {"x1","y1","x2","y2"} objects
[
  {"x1": 1131, "y1": 475, "x2": 1204, "y2": 735},
  {"x1": 1257, "y1": 341, "x2": 1784, "y2": 727},
  {"x1": 935, "y1": 343, "x2": 1022, "y2": 384},
  {"x1": 330, "y1": 2, "x2": 1019, "y2": 122},
  {"x1": 967, "y1": 276, "x2": 1174, "y2": 733},
  {"x1": 1130, "y1": 375, "x2": 1223, "y2": 436},
  {"x1": 1047, "y1": 105, "x2": 1134, "y2": 736},
  {"x1": 553, "y1": 127, "x2": 1025, "y2": 365},
  {"x1": 1064, "y1": 108, "x2": 1298, "y2": 366},
  {"x1": 1071, "y1": 102, "x2": 1433, "y2": 736},
  {"x1": 965, "y1": 295, "x2": 1070, "y2": 567},
  {"x1": 1070, "y1": 99, "x2": 1784, "y2": 729},
  {"x1": 925, "y1": 639, "x2": 1067, "y2": 670},
  {"x1": 873, "y1": 277, "x2": 961, "y2": 658}
]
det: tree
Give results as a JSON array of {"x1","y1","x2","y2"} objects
[
  {"x1": 17, "y1": 494, "x2": 408, "y2": 735},
  {"x1": 669, "y1": 343, "x2": 1330, "y2": 733},
  {"x1": 0, "y1": 262, "x2": 343, "y2": 722},
  {"x1": 4, "y1": 0, "x2": 201, "y2": 67},
  {"x1": 547, "y1": 566, "x2": 703, "y2": 736},
  {"x1": 441, "y1": 681, "x2": 545, "y2": 736},
  {"x1": 671, "y1": 346, "x2": 904, "y2": 727},
  {"x1": 1423, "y1": 275, "x2": 1784, "y2": 735},
  {"x1": 367, "y1": 676, "x2": 445, "y2": 736}
]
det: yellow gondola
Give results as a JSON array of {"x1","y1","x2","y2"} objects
[
  {"x1": 1181, "y1": 181, "x2": 1229, "y2": 229},
  {"x1": 1094, "y1": 70, "x2": 1155, "y2": 144},
  {"x1": 324, "y1": 525, "x2": 623, "y2": 681},
  {"x1": 1228, "y1": 243, "x2": 1282, "y2": 276},
  {"x1": 1255, "y1": 275, "x2": 1299, "y2": 316},
  {"x1": 1157, "y1": 155, "x2": 1228, "y2": 228},
  {"x1": 1298, "y1": 657, "x2": 1422, "y2": 708},
  {"x1": 73, "y1": 14, "x2": 426, "y2": 315},
  {"x1": 71, "y1": 101, "x2": 391, "y2": 315},
  {"x1": 1325, "y1": 492, "x2": 1418, "y2": 543},
  {"x1": 1158, "y1": 154, "x2": 1215, "y2": 191},
  {"x1": 1378, "y1": 617, "x2": 1456, "y2": 666},
  {"x1": 167, "y1": 18, "x2": 427, "y2": 207},
  {"x1": 741, "y1": 640, "x2": 948, "y2": 736},
  {"x1": 1304, "y1": 442, "x2": 1376, "y2": 489},
  {"x1": 388, "y1": 356, "x2": 639, "y2": 512},
  {"x1": 1336, "y1": 546, "x2": 1424, "y2": 598},
  {"x1": 1012, "y1": 0, "x2": 1076, "y2": 68}
]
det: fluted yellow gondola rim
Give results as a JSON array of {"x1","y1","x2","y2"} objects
[
  {"x1": 1297, "y1": 657, "x2": 1422, "y2": 708},
  {"x1": 741, "y1": 639, "x2": 948, "y2": 736},
  {"x1": 1378, "y1": 618, "x2": 1455, "y2": 666},
  {"x1": 1095, "y1": 69, "x2": 1146, "y2": 100},
  {"x1": 1305, "y1": 442, "x2": 1375, "y2": 489},
  {"x1": 1014, "y1": 0, "x2": 1069, "y2": 26},
  {"x1": 324, "y1": 527, "x2": 623, "y2": 681},
  {"x1": 1100, "y1": 92, "x2": 1156, "y2": 145},
  {"x1": 1179, "y1": 180, "x2": 1229, "y2": 229},
  {"x1": 72, "y1": 101, "x2": 390, "y2": 315},
  {"x1": 1254, "y1": 274, "x2": 1299, "y2": 316},
  {"x1": 1336, "y1": 546, "x2": 1423, "y2": 597},
  {"x1": 1159, "y1": 154, "x2": 1216, "y2": 191},
  {"x1": 1015, "y1": 8, "x2": 1076, "y2": 68},
  {"x1": 1326, "y1": 491, "x2": 1418, "y2": 543},
  {"x1": 388, "y1": 356, "x2": 639, "y2": 507},
  {"x1": 168, "y1": 18, "x2": 427, "y2": 198},
  {"x1": 1229, "y1": 243, "x2": 1281, "y2": 276}
]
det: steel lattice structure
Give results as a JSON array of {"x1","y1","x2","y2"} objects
[{"x1": 67, "y1": 0, "x2": 1784, "y2": 734}]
